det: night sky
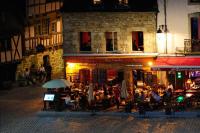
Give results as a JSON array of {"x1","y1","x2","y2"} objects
[{"x1": 0, "y1": 0, "x2": 26, "y2": 35}]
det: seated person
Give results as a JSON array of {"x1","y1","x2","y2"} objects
[
  {"x1": 151, "y1": 91, "x2": 161, "y2": 102},
  {"x1": 64, "y1": 94, "x2": 74, "y2": 109}
]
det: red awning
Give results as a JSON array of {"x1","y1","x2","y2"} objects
[
  {"x1": 151, "y1": 57, "x2": 200, "y2": 71},
  {"x1": 64, "y1": 56, "x2": 154, "y2": 64}
]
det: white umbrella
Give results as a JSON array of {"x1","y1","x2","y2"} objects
[
  {"x1": 120, "y1": 80, "x2": 128, "y2": 99},
  {"x1": 88, "y1": 83, "x2": 94, "y2": 104},
  {"x1": 42, "y1": 79, "x2": 72, "y2": 89}
]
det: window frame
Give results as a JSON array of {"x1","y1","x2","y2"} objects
[
  {"x1": 105, "y1": 32, "x2": 118, "y2": 52},
  {"x1": 42, "y1": 18, "x2": 50, "y2": 35},
  {"x1": 119, "y1": 0, "x2": 128, "y2": 5},
  {"x1": 51, "y1": 21, "x2": 57, "y2": 33},
  {"x1": 34, "y1": 18, "x2": 50, "y2": 36},
  {"x1": 35, "y1": 23, "x2": 42, "y2": 35},
  {"x1": 80, "y1": 32, "x2": 92, "y2": 52},
  {"x1": 93, "y1": 0, "x2": 102, "y2": 5},
  {"x1": 132, "y1": 31, "x2": 144, "y2": 51}
]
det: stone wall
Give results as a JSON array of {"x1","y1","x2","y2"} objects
[
  {"x1": 62, "y1": 12, "x2": 157, "y2": 54},
  {"x1": 16, "y1": 49, "x2": 64, "y2": 80}
]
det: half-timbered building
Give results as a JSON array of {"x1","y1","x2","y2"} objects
[
  {"x1": 16, "y1": 0, "x2": 64, "y2": 81},
  {"x1": 0, "y1": 0, "x2": 25, "y2": 88}
]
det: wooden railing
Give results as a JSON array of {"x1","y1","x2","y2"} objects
[{"x1": 24, "y1": 32, "x2": 63, "y2": 55}]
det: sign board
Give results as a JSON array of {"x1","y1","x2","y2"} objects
[{"x1": 44, "y1": 94, "x2": 55, "y2": 101}]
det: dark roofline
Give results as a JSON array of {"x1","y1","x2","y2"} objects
[{"x1": 61, "y1": 0, "x2": 158, "y2": 12}]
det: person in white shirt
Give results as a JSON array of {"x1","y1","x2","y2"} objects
[
  {"x1": 64, "y1": 94, "x2": 74, "y2": 109},
  {"x1": 38, "y1": 64, "x2": 46, "y2": 82},
  {"x1": 167, "y1": 82, "x2": 174, "y2": 93},
  {"x1": 65, "y1": 95, "x2": 71, "y2": 105}
]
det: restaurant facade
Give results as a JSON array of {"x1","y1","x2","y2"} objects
[
  {"x1": 152, "y1": 56, "x2": 200, "y2": 90},
  {"x1": 62, "y1": 3, "x2": 159, "y2": 90}
]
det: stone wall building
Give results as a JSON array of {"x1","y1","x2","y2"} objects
[
  {"x1": 62, "y1": 0, "x2": 158, "y2": 91},
  {"x1": 17, "y1": 49, "x2": 64, "y2": 80}
]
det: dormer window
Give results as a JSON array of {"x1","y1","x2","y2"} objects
[
  {"x1": 119, "y1": 0, "x2": 128, "y2": 5},
  {"x1": 93, "y1": 0, "x2": 102, "y2": 5}
]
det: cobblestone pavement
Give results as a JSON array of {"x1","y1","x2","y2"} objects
[
  {"x1": 0, "y1": 84, "x2": 45, "y2": 129},
  {"x1": 1, "y1": 115, "x2": 200, "y2": 133},
  {"x1": 1, "y1": 84, "x2": 200, "y2": 133}
]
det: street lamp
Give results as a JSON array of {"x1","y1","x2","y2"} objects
[
  {"x1": 157, "y1": 25, "x2": 166, "y2": 53},
  {"x1": 156, "y1": 0, "x2": 171, "y2": 54}
]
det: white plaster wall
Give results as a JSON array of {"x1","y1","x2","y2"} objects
[{"x1": 157, "y1": 0, "x2": 200, "y2": 54}]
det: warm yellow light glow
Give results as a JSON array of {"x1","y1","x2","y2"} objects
[
  {"x1": 66, "y1": 63, "x2": 79, "y2": 76},
  {"x1": 65, "y1": 63, "x2": 94, "y2": 82},
  {"x1": 57, "y1": 20, "x2": 61, "y2": 32},
  {"x1": 186, "y1": 79, "x2": 192, "y2": 84},
  {"x1": 186, "y1": 93, "x2": 193, "y2": 98},
  {"x1": 156, "y1": 32, "x2": 172, "y2": 54},
  {"x1": 148, "y1": 61, "x2": 153, "y2": 66},
  {"x1": 67, "y1": 63, "x2": 76, "y2": 68},
  {"x1": 157, "y1": 33, "x2": 166, "y2": 53},
  {"x1": 93, "y1": 0, "x2": 101, "y2": 4}
]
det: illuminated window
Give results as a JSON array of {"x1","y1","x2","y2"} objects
[
  {"x1": 93, "y1": 0, "x2": 101, "y2": 5},
  {"x1": 42, "y1": 18, "x2": 50, "y2": 34},
  {"x1": 35, "y1": 18, "x2": 50, "y2": 35},
  {"x1": 132, "y1": 31, "x2": 144, "y2": 51},
  {"x1": 80, "y1": 32, "x2": 91, "y2": 51},
  {"x1": 119, "y1": 0, "x2": 128, "y2": 5},
  {"x1": 105, "y1": 32, "x2": 117, "y2": 51}
]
